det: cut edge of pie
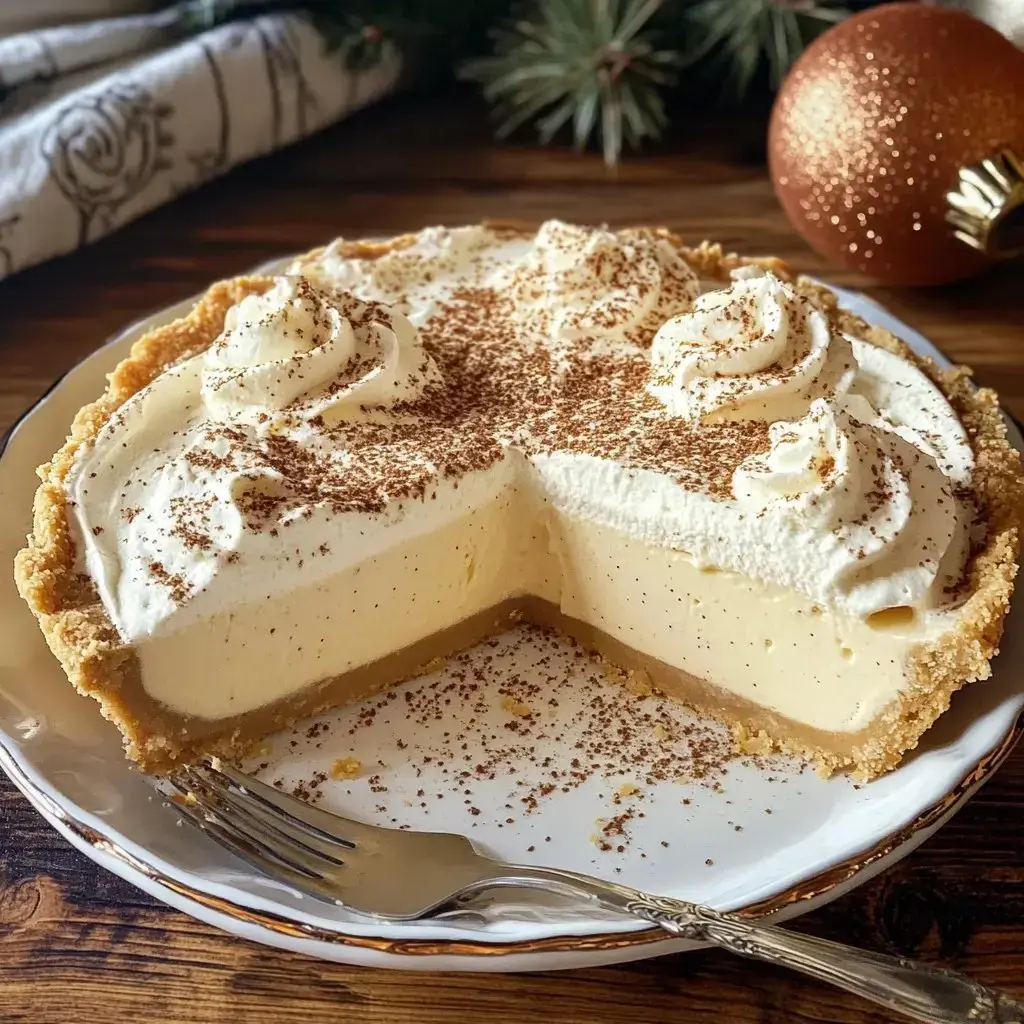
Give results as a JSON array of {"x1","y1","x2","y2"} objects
[{"x1": 14, "y1": 226, "x2": 1024, "y2": 779}]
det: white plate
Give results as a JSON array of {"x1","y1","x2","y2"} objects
[{"x1": 0, "y1": 270, "x2": 1021, "y2": 972}]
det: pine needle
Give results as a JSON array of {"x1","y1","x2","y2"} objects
[
  {"x1": 168, "y1": 0, "x2": 871, "y2": 160},
  {"x1": 460, "y1": 0, "x2": 685, "y2": 169},
  {"x1": 681, "y1": 0, "x2": 852, "y2": 99}
]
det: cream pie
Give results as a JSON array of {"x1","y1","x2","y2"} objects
[{"x1": 15, "y1": 222, "x2": 1023, "y2": 778}]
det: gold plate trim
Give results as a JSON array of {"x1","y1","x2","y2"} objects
[{"x1": 2, "y1": 710, "x2": 1020, "y2": 958}]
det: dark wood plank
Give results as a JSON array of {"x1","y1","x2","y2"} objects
[{"x1": 1, "y1": 89, "x2": 1022, "y2": 1023}]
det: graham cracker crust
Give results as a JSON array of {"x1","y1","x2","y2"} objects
[
  {"x1": 36, "y1": 594, "x2": 917, "y2": 777},
  {"x1": 14, "y1": 227, "x2": 1024, "y2": 779}
]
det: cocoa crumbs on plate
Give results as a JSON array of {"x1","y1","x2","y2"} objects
[{"x1": 252, "y1": 623, "x2": 793, "y2": 853}]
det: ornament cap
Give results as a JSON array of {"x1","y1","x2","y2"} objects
[{"x1": 946, "y1": 150, "x2": 1024, "y2": 259}]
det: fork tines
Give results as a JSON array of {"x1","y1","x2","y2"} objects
[{"x1": 163, "y1": 760, "x2": 361, "y2": 900}]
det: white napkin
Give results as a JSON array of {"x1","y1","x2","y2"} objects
[{"x1": 0, "y1": 9, "x2": 400, "y2": 279}]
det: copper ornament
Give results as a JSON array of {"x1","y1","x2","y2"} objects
[{"x1": 768, "y1": 2, "x2": 1024, "y2": 285}]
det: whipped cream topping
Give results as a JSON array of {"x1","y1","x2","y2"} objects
[
  {"x1": 732, "y1": 399, "x2": 964, "y2": 613},
  {"x1": 648, "y1": 272, "x2": 855, "y2": 422},
  {"x1": 843, "y1": 337, "x2": 973, "y2": 485},
  {"x1": 297, "y1": 225, "x2": 504, "y2": 327},
  {"x1": 65, "y1": 221, "x2": 977, "y2": 648},
  {"x1": 501, "y1": 221, "x2": 700, "y2": 352},
  {"x1": 202, "y1": 276, "x2": 440, "y2": 424},
  {"x1": 733, "y1": 400, "x2": 853, "y2": 512}
]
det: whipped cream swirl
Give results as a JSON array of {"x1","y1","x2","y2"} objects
[
  {"x1": 733, "y1": 400, "x2": 852, "y2": 512},
  {"x1": 648, "y1": 273, "x2": 855, "y2": 422},
  {"x1": 842, "y1": 338, "x2": 973, "y2": 485},
  {"x1": 202, "y1": 276, "x2": 441, "y2": 423},
  {"x1": 503, "y1": 220, "x2": 700, "y2": 349},
  {"x1": 296, "y1": 225, "x2": 503, "y2": 328},
  {"x1": 733, "y1": 398, "x2": 965, "y2": 613}
]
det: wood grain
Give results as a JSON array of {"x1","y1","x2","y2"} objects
[{"x1": 2, "y1": 89, "x2": 1023, "y2": 1024}]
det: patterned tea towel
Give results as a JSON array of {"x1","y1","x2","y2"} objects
[{"x1": 0, "y1": 6, "x2": 400, "y2": 279}]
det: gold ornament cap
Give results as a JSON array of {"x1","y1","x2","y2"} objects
[{"x1": 946, "y1": 149, "x2": 1024, "y2": 258}]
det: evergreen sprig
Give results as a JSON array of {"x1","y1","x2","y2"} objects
[
  {"x1": 681, "y1": 0, "x2": 853, "y2": 97},
  {"x1": 166, "y1": 0, "x2": 885, "y2": 165},
  {"x1": 460, "y1": 0, "x2": 684, "y2": 169}
]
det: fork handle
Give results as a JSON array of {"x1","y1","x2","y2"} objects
[{"x1": 496, "y1": 866, "x2": 1023, "y2": 1024}]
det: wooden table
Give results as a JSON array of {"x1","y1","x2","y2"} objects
[{"x1": 2, "y1": 90, "x2": 1023, "y2": 1024}]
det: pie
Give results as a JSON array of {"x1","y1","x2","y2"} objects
[{"x1": 15, "y1": 222, "x2": 1023, "y2": 779}]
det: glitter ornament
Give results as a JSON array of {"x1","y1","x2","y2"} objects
[{"x1": 769, "y1": 3, "x2": 1024, "y2": 285}]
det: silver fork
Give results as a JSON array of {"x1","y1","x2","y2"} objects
[{"x1": 164, "y1": 760, "x2": 1022, "y2": 1024}]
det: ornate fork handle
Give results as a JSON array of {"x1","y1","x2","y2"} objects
[{"x1": 494, "y1": 866, "x2": 1023, "y2": 1024}]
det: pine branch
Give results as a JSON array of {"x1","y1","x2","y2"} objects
[
  {"x1": 167, "y1": 0, "x2": 879, "y2": 163},
  {"x1": 460, "y1": 0, "x2": 685, "y2": 169},
  {"x1": 680, "y1": 0, "x2": 853, "y2": 99}
]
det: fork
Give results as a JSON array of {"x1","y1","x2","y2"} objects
[{"x1": 164, "y1": 761, "x2": 1022, "y2": 1024}]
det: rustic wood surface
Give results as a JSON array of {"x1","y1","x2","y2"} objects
[{"x1": 1, "y1": 90, "x2": 1023, "y2": 1024}]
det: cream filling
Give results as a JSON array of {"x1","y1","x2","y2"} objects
[
  {"x1": 138, "y1": 482, "x2": 556, "y2": 720},
  {"x1": 139, "y1": 486, "x2": 936, "y2": 734},
  {"x1": 550, "y1": 514, "x2": 926, "y2": 734}
]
